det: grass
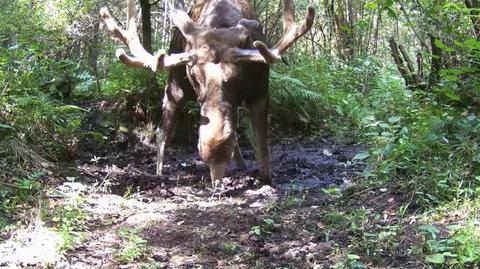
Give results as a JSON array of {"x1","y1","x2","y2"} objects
[
  {"x1": 49, "y1": 194, "x2": 88, "y2": 252},
  {"x1": 114, "y1": 226, "x2": 151, "y2": 264},
  {"x1": 416, "y1": 198, "x2": 480, "y2": 268}
]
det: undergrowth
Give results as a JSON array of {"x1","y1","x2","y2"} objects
[{"x1": 269, "y1": 55, "x2": 480, "y2": 267}]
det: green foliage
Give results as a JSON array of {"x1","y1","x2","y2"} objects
[
  {"x1": 48, "y1": 195, "x2": 88, "y2": 252},
  {"x1": 272, "y1": 45, "x2": 478, "y2": 208},
  {"x1": 114, "y1": 227, "x2": 151, "y2": 264},
  {"x1": 0, "y1": 172, "x2": 44, "y2": 216},
  {"x1": 331, "y1": 254, "x2": 368, "y2": 269},
  {"x1": 420, "y1": 222, "x2": 480, "y2": 268},
  {"x1": 269, "y1": 56, "x2": 406, "y2": 137},
  {"x1": 249, "y1": 218, "x2": 279, "y2": 237},
  {"x1": 0, "y1": 1, "x2": 86, "y2": 161},
  {"x1": 0, "y1": 171, "x2": 46, "y2": 235},
  {"x1": 362, "y1": 99, "x2": 480, "y2": 205}
]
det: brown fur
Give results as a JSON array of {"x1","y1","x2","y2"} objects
[{"x1": 159, "y1": 0, "x2": 271, "y2": 183}]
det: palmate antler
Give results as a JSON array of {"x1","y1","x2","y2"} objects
[
  {"x1": 235, "y1": 0, "x2": 315, "y2": 64},
  {"x1": 100, "y1": 0, "x2": 194, "y2": 72},
  {"x1": 100, "y1": 0, "x2": 314, "y2": 69}
]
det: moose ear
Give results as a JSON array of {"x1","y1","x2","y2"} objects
[
  {"x1": 237, "y1": 19, "x2": 261, "y2": 32},
  {"x1": 224, "y1": 19, "x2": 261, "y2": 47}
]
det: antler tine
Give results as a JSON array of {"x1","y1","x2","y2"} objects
[
  {"x1": 100, "y1": 6, "x2": 163, "y2": 72},
  {"x1": 282, "y1": 0, "x2": 296, "y2": 35},
  {"x1": 169, "y1": 6, "x2": 204, "y2": 44},
  {"x1": 100, "y1": 1, "x2": 194, "y2": 72},
  {"x1": 274, "y1": 0, "x2": 315, "y2": 54},
  {"x1": 235, "y1": 0, "x2": 314, "y2": 64},
  {"x1": 127, "y1": 0, "x2": 137, "y2": 33}
]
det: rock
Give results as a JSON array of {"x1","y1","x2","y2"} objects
[
  {"x1": 57, "y1": 182, "x2": 87, "y2": 193},
  {"x1": 245, "y1": 185, "x2": 277, "y2": 198},
  {"x1": 322, "y1": 149, "x2": 333, "y2": 156},
  {"x1": 153, "y1": 250, "x2": 170, "y2": 262}
]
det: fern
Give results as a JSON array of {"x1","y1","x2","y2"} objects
[{"x1": 270, "y1": 69, "x2": 323, "y2": 102}]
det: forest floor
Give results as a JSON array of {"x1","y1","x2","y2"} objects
[{"x1": 1, "y1": 102, "x2": 424, "y2": 269}]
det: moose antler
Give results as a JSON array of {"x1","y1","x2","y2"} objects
[
  {"x1": 235, "y1": 0, "x2": 315, "y2": 64},
  {"x1": 100, "y1": 0, "x2": 194, "y2": 72}
]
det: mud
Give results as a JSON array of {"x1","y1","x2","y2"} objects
[
  {"x1": 4, "y1": 101, "x2": 367, "y2": 268},
  {"x1": 75, "y1": 107, "x2": 364, "y2": 195}
]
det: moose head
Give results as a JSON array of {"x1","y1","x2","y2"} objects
[{"x1": 101, "y1": 0, "x2": 314, "y2": 184}]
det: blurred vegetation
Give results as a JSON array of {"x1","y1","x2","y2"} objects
[{"x1": 1, "y1": 0, "x2": 480, "y2": 267}]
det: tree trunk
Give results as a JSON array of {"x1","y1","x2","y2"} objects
[
  {"x1": 465, "y1": 0, "x2": 480, "y2": 38},
  {"x1": 417, "y1": 52, "x2": 424, "y2": 82},
  {"x1": 399, "y1": 2, "x2": 430, "y2": 52},
  {"x1": 372, "y1": 10, "x2": 381, "y2": 54},
  {"x1": 140, "y1": 0, "x2": 153, "y2": 53},
  {"x1": 139, "y1": 0, "x2": 161, "y2": 125},
  {"x1": 389, "y1": 37, "x2": 413, "y2": 87},
  {"x1": 399, "y1": 44, "x2": 419, "y2": 85},
  {"x1": 87, "y1": 17, "x2": 100, "y2": 73},
  {"x1": 427, "y1": 34, "x2": 443, "y2": 90}
]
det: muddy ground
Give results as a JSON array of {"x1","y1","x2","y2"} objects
[
  {"x1": 73, "y1": 100, "x2": 365, "y2": 268},
  {"x1": 69, "y1": 129, "x2": 365, "y2": 268},
  {"x1": 3, "y1": 103, "x2": 411, "y2": 269}
]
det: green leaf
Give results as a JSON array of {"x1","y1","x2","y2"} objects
[
  {"x1": 353, "y1": 152, "x2": 370, "y2": 161},
  {"x1": 0, "y1": 124, "x2": 16, "y2": 130},
  {"x1": 388, "y1": 116, "x2": 401, "y2": 124},
  {"x1": 443, "y1": 3, "x2": 461, "y2": 10},
  {"x1": 383, "y1": 0, "x2": 394, "y2": 8},
  {"x1": 419, "y1": 225, "x2": 440, "y2": 239},
  {"x1": 58, "y1": 105, "x2": 88, "y2": 112},
  {"x1": 364, "y1": 1, "x2": 377, "y2": 10},
  {"x1": 250, "y1": 226, "x2": 261, "y2": 236},
  {"x1": 461, "y1": 38, "x2": 480, "y2": 50},
  {"x1": 444, "y1": 74, "x2": 459, "y2": 82},
  {"x1": 263, "y1": 219, "x2": 275, "y2": 226},
  {"x1": 386, "y1": 7, "x2": 397, "y2": 19},
  {"x1": 443, "y1": 91, "x2": 461, "y2": 102},
  {"x1": 425, "y1": 253, "x2": 445, "y2": 264},
  {"x1": 347, "y1": 254, "x2": 360, "y2": 260},
  {"x1": 435, "y1": 39, "x2": 455, "y2": 52},
  {"x1": 379, "y1": 123, "x2": 390, "y2": 129}
]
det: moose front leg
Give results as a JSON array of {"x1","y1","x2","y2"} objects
[
  {"x1": 233, "y1": 135, "x2": 247, "y2": 170},
  {"x1": 232, "y1": 106, "x2": 247, "y2": 170},
  {"x1": 156, "y1": 96, "x2": 177, "y2": 175},
  {"x1": 156, "y1": 77, "x2": 185, "y2": 175},
  {"x1": 248, "y1": 99, "x2": 271, "y2": 185}
]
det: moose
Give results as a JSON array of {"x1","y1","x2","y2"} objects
[{"x1": 100, "y1": 0, "x2": 314, "y2": 185}]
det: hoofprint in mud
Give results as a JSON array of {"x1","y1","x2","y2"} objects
[{"x1": 0, "y1": 136, "x2": 364, "y2": 268}]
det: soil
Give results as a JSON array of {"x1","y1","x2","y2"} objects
[
  {"x1": 1, "y1": 101, "x2": 380, "y2": 269},
  {"x1": 69, "y1": 139, "x2": 365, "y2": 268},
  {"x1": 62, "y1": 102, "x2": 366, "y2": 268}
]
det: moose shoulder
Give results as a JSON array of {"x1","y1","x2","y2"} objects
[{"x1": 100, "y1": 0, "x2": 314, "y2": 185}]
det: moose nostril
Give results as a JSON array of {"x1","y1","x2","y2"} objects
[{"x1": 199, "y1": 116, "x2": 210, "y2": 125}]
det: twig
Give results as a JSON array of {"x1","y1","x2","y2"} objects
[{"x1": 0, "y1": 181, "x2": 18, "y2": 188}]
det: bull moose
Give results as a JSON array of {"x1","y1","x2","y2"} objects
[{"x1": 100, "y1": 0, "x2": 314, "y2": 185}]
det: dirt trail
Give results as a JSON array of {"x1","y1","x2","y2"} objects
[
  {"x1": 70, "y1": 137, "x2": 363, "y2": 268},
  {"x1": 59, "y1": 103, "x2": 364, "y2": 268},
  {"x1": 0, "y1": 104, "x2": 365, "y2": 268}
]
